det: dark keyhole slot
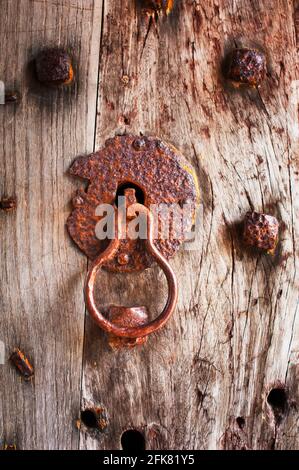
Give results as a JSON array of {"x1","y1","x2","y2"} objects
[
  {"x1": 267, "y1": 387, "x2": 288, "y2": 412},
  {"x1": 81, "y1": 409, "x2": 98, "y2": 428},
  {"x1": 121, "y1": 429, "x2": 146, "y2": 451},
  {"x1": 116, "y1": 183, "x2": 145, "y2": 207}
]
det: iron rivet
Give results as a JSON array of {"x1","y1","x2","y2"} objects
[{"x1": 133, "y1": 138, "x2": 146, "y2": 151}]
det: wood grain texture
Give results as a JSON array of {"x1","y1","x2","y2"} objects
[
  {"x1": 0, "y1": 0, "x2": 103, "y2": 450},
  {"x1": 0, "y1": 0, "x2": 298, "y2": 451},
  {"x1": 80, "y1": 0, "x2": 299, "y2": 450}
]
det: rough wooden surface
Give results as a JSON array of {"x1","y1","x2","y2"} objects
[
  {"x1": 0, "y1": 0, "x2": 103, "y2": 450},
  {"x1": 1, "y1": 0, "x2": 298, "y2": 450}
]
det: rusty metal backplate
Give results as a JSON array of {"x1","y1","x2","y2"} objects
[{"x1": 67, "y1": 134, "x2": 199, "y2": 272}]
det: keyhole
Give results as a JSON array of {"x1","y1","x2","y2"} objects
[{"x1": 115, "y1": 182, "x2": 145, "y2": 207}]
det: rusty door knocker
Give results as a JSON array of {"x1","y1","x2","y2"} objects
[{"x1": 67, "y1": 134, "x2": 199, "y2": 347}]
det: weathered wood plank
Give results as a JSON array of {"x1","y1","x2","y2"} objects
[
  {"x1": 0, "y1": 0, "x2": 103, "y2": 450},
  {"x1": 80, "y1": 0, "x2": 298, "y2": 450},
  {"x1": 0, "y1": 0, "x2": 297, "y2": 451}
]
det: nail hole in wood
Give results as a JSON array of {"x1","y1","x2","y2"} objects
[
  {"x1": 267, "y1": 387, "x2": 288, "y2": 424},
  {"x1": 80, "y1": 409, "x2": 98, "y2": 428},
  {"x1": 121, "y1": 429, "x2": 146, "y2": 451},
  {"x1": 236, "y1": 416, "x2": 245, "y2": 429},
  {"x1": 267, "y1": 387, "x2": 287, "y2": 410}
]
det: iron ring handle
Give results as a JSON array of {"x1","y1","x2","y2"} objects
[{"x1": 85, "y1": 204, "x2": 178, "y2": 338}]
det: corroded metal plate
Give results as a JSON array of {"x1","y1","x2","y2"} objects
[{"x1": 67, "y1": 134, "x2": 199, "y2": 272}]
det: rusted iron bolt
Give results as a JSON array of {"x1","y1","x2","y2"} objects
[
  {"x1": 226, "y1": 48, "x2": 266, "y2": 88},
  {"x1": 4, "y1": 91, "x2": 21, "y2": 104},
  {"x1": 142, "y1": 0, "x2": 174, "y2": 16},
  {"x1": 35, "y1": 48, "x2": 74, "y2": 86},
  {"x1": 10, "y1": 348, "x2": 34, "y2": 381},
  {"x1": 0, "y1": 196, "x2": 17, "y2": 212},
  {"x1": 117, "y1": 253, "x2": 130, "y2": 266},
  {"x1": 71, "y1": 191, "x2": 85, "y2": 208},
  {"x1": 132, "y1": 138, "x2": 147, "y2": 151},
  {"x1": 3, "y1": 444, "x2": 17, "y2": 450},
  {"x1": 243, "y1": 211, "x2": 279, "y2": 254}
]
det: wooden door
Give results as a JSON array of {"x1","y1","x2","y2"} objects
[{"x1": 0, "y1": 0, "x2": 298, "y2": 450}]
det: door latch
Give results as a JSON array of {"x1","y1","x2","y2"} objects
[{"x1": 67, "y1": 134, "x2": 199, "y2": 346}]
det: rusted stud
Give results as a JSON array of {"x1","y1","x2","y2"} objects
[
  {"x1": 164, "y1": 0, "x2": 174, "y2": 15},
  {"x1": 3, "y1": 444, "x2": 17, "y2": 450},
  {"x1": 243, "y1": 211, "x2": 279, "y2": 254},
  {"x1": 142, "y1": 0, "x2": 174, "y2": 16},
  {"x1": 35, "y1": 48, "x2": 74, "y2": 86},
  {"x1": 132, "y1": 138, "x2": 147, "y2": 151},
  {"x1": 225, "y1": 48, "x2": 267, "y2": 88},
  {"x1": 117, "y1": 253, "x2": 130, "y2": 266},
  {"x1": 121, "y1": 75, "x2": 130, "y2": 86},
  {"x1": 71, "y1": 191, "x2": 85, "y2": 208},
  {"x1": 0, "y1": 197, "x2": 17, "y2": 212},
  {"x1": 10, "y1": 348, "x2": 34, "y2": 381},
  {"x1": 75, "y1": 419, "x2": 81, "y2": 430}
]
